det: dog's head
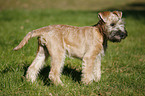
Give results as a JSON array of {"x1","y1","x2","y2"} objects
[{"x1": 98, "y1": 11, "x2": 127, "y2": 42}]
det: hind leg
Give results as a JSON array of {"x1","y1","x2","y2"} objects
[{"x1": 26, "y1": 39, "x2": 48, "y2": 83}]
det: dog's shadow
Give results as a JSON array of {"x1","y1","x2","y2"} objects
[{"x1": 23, "y1": 65, "x2": 82, "y2": 86}]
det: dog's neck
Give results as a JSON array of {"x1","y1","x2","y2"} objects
[
  {"x1": 93, "y1": 20, "x2": 108, "y2": 52},
  {"x1": 96, "y1": 20, "x2": 106, "y2": 36}
]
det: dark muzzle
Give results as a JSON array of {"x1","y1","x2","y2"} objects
[{"x1": 120, "y1": 30, "x2": 127, "y2": 39}]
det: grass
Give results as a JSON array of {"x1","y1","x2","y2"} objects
[
  {"x1": 0, "y1": 0, "x2": 145, "y2": 95},
  {"x1": 0, "y1": 0, "x2": 137, "y2": 11}
]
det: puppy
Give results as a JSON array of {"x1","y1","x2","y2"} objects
[{"x1": 14, "y1": 11, "x2": 127, "y2": 85}]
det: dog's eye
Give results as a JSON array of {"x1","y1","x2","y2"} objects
[{"x1": 110, "y1": 23, "x2": 115, "y2": 26}]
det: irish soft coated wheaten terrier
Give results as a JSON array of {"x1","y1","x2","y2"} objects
[{"x1": 14, "y1": 11, "x2": 127, "y2": 85}]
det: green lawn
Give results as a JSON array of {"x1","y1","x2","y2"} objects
[{"x1": 0, "y1": 1, "x2": 145, "y2": 96}]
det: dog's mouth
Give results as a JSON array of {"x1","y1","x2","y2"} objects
[
  {"x1": 108, "y1": 30, "x2": 127, "y2": 42},
  {"x1": 109, "y1": 35, "x2": 121, "y2": 42}
]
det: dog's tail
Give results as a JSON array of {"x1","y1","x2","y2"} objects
[{"x1": 13, "y1": 30, "x2": 44, "y2": 51}]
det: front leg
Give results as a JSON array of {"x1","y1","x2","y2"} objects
[
  {"x1": 81, "y1": 46, "x2": 103, "y2": 84},
  {"x1": 82, "y1": 56, "x2": 95, "y2": 84},
  {"x1": 93, "y1": 53, "x2": 102, "y2": 82}
]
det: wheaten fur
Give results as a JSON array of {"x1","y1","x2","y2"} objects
[{"x1": 14, "y1": 11, "x2": 127, "y2": 85}]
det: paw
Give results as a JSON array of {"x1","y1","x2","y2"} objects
[
  {"x1": 26, "y1": 74, "x2": 36, "y2": 83},
  {"x1": 49, "y1": 74, "x2": 63, "y2": 86},
  {"x1": 53, "y1": 79, "x2": 64, "y2": 86},
  {"x1": 94, "y1": 74, "x2": 101, "y2": 82},
  {"x1": 81, "y1": 74, "x2": 94, "y2": 84},
  {"x1": 81, "y1": 78, "x2": 93, "y2": 85}
]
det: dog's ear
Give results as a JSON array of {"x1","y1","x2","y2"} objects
[
  {"x1": 113, "y1": 11, "x2": 122, "y2": 18},
  {"x1": 98, "y1": 11, "x2": 110, "y2": 22}
]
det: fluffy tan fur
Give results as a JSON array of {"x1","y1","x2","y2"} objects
[{"x1": 14, "y1": 11, "x2": 127, "y2": 85}]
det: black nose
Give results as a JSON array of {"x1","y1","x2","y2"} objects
[{"x1": 120, "y1": 30, "x2": 127, "y2": 39}]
